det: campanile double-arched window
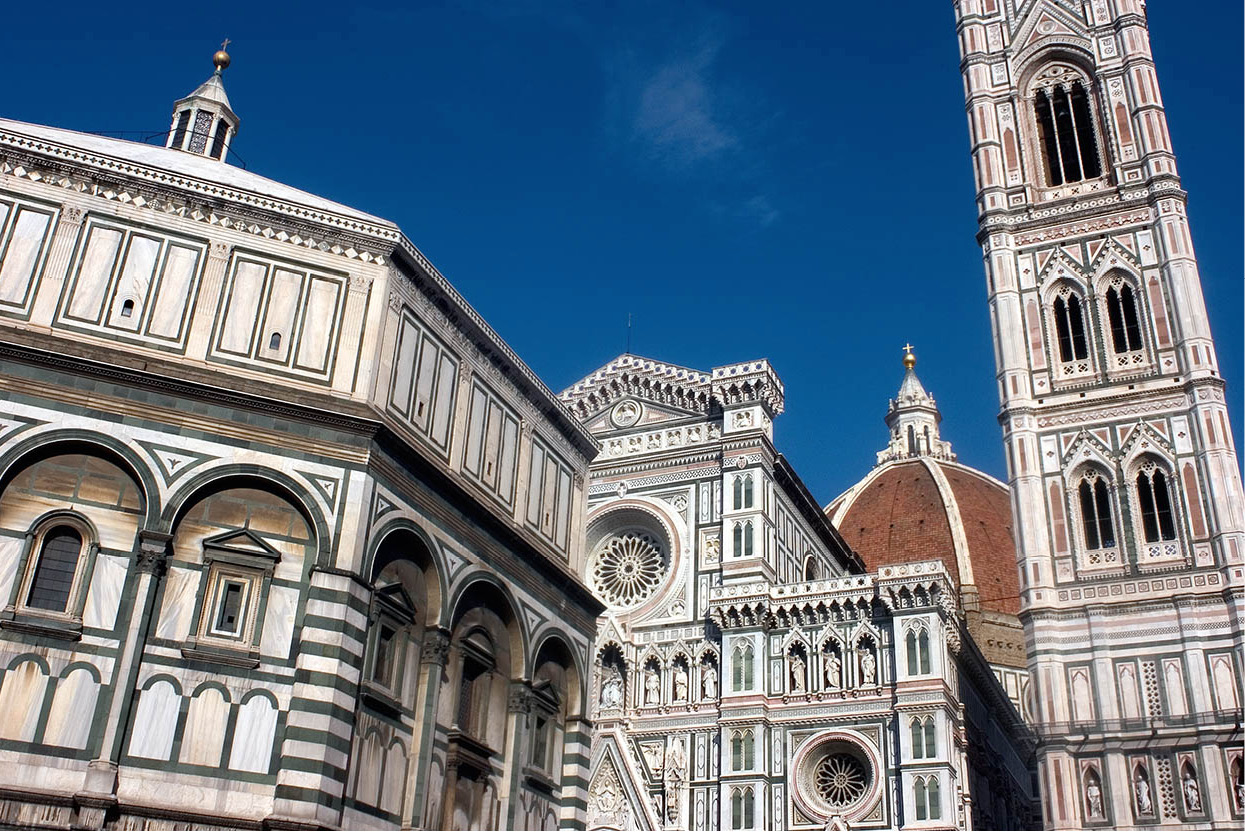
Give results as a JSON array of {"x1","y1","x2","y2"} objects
[
  {"x1": 1078, "y1": 471, "x2": 1115, "y2": 551},
  {"x1": 1134, "y1": 461, "x2": 1177, "y2": 544},
  {"x1": 1053, "y1": 290, "x2": 1090, "y2": 364},
  {"x1": 1029, "y1": 63, "x2": 1103, "y2": 187}
]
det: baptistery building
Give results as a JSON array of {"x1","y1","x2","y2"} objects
[
  {"x1": 563, "y1": 355, "x2": 1038, "y2": 831},
  {"x1": 0, "y1": 51, "x2": 602, "y2": 830}
]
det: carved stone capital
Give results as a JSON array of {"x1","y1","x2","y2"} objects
[
  {"x1": 420, "y1": 628, "x2": 451, "y2": 666},
  {"x1": 62, "y1": 205, "x2": 86, "y2": 227},
  {"x1": 508, "y1": 680, "x2": 534, "y2": 714},
  {"x1": 208, "y1": 241, "x2": 231, "y2": 261},
  {"x1": 135, "y1": 531, "x2": 173, "y2": 576}
]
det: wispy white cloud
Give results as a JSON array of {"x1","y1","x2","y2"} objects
[{"x1": 630, "y1": 40, "x2": 737, "y2": 168}]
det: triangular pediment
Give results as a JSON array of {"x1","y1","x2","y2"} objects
[
  {"x1": 560, "y1": 354, "x2": 712, "y2": 424},
  {"x1": 1013, "y1": 0, "x2": 1089, "y2": 45},
  {"x1": 202, "y1": 528, "x2": 281, "y2": 561},
  {"x1": 1038, "y1": 248, "x2": 1088, "y2": 286},
  {"x1": 589, "y1": 733, "x2": 656, "y2": 830},
  {"x1": 581, "y1": 398, "x2": 704, "y2": 435}
]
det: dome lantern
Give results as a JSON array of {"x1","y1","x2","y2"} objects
[{"x1": 165, "y1": 41, "x2": 239, "y2": 163}]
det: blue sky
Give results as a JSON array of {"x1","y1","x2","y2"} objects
[{"x1": 7, "y1": 1, "x2": 1241, "y2": 502}]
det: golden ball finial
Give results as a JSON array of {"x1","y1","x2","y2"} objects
[
  {"x1": 902, "y1": 343, "x2": 916, "y2": 370},
  {"x1": 213, "y1": 38, "x2": 232, "y2": 72}
]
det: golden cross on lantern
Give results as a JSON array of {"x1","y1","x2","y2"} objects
[
  {"x1": 902, "y1": 343, "x2": 917, "y2": 369},
  {"x1": 221, "y1": 38, "x2": 231, "y2": 51}
]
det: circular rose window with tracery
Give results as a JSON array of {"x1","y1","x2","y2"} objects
[
  {"x1": 590, "y1": 531, "x2": 667, "y2": 608},
  {"x1": 815, "y1": 753, "x2": 869, "y2": 808},
  {"x1": 792, "y1": 736, "x2": 878, "y2": 821}
]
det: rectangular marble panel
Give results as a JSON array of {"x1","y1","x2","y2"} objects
[
  {"x1": 0, "y1": 535, "x2": 21, "y2": 608},
  {"x1": 106, "y1": 234, "x2": 160, "y2": 330},
  {"x1": 83, "y1": 553, "x2": 128, "y2": 631},
  {"x1": 413, "y1": 333, "x2": 440, "y2": 431},
  {"x1": 0, "y1": 207, "x2": 52, "y2": 306},
  {"x1": 260, "y1": 585, "x2": 299, "y2": 659},
  {"x1": 390, "y1": 318, "x2": 418, "y2": 416},
  {"x1": 68, "y1": 225, "x2": 122, "y2": 321},
  {"x1": 147, "y1": 243, "x2": 200, "y2": 339},
  {"x1": 430, "y1": 353, "x2": 457, "y2": 447},
  {"x1": 295, "y1": 275, "x2": 340, "y2": 372},
  {"x1": 219, "y1": 259, "x2": 267, "y2": 354},
  {"x1": 258, "y1": 267, "x2": 303, "y2": 362},
  {"x1": 154, "y1": 566, "x2": 198, "y2": 642},
  {"x1": 128, "y1": 680, "x2": 180, "y2": 760}
]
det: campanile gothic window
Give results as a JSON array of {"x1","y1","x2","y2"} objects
[
  {"x1": 1135, "y1": 462, "x2": 1177, "y2": 544},
  {"x1": 1053, "y1": 292, "x2": 1090, "y2": 364},
  {"x1": 1075, "y1": 470, "x2": 1118, "y2": 566},
  {"x1": 1031, "y1": 64, "x2": 1103, "y2": 187}
]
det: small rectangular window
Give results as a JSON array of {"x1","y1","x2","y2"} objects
[
  {"x1": 373, "y1": 624, "x2": 397, "y2": 687},
  {"x1": 210, "y1": 578, "x2": 248, "y2": 638}
]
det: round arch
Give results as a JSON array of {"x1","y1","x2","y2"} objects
[
  {"x1": 447, "y1": 572, "x2": 529, "y2": 679},
  {"x1": 158, "y1": 466, "x2": 330, "y2": 560},
  {"x1": 0, "y1": 431, "x2": 159, "y2": 528},
  {"x1": 530, "y1": 630, "x2": 588, "y2": 718},
  {"x1": 365, "y1": 519, "x2": 448, "y2": 629}
]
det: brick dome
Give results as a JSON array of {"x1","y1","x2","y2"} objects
[{"x1": 826, "y1": 458, "x2": 1020, "y2": 616}]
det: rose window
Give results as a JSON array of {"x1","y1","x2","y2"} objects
[
  {"x1": 591, "y1": 532, "x2": 667, "y2": 608},
  {"x1": 814, "y1": 753, "x2": 869, "y2": 807}
]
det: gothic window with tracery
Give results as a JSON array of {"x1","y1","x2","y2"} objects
[
  {"x1": 914, "y1": 775, "x2": 942, "y2": 821},
  {"x1": 589, "y1": 531, "x2": 667, "y2": 608},
  {"x1": 731, "y1": 787, "x2": 754, "y2": 830},
  {"x1": 730, "y1": 729, "x2": 754, "y2": 771},
  {"x1": 1135, "y1": 463, "x2": 1177, "y2": 544},
  {"x1": 733, "y1": 520, "x2": 754, "y2": 558},
  {"x1": 905, "y1": 627, "x2": 931, "y2": 675},
  {"x1": 1053, "y1": 290, "x2": 1090, "y2": 364},
  {"x1": 732, "y1": 642, "x2": 754, "y2": 691},
  {"x1": 1030, "y1": 64, "x2": 1103, "y2": 187},
  {"x1": 910, "y1": 716, "x2": 937, "y2": 759},
  {"x1": 1076, "y1": 470, "x2": 1118, "y2": 567},
  {"x1": 1106, "y1": 284, "x2": 1144, "y2": 354},
  {"x1": 733, "y1": 473, "x2": 755, "y2": 511}
]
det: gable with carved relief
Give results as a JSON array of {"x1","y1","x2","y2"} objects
[{"x1": 582, "y1": 398, "x2": 706, "y2": 436}]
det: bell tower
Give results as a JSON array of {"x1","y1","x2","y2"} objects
[{"x1": 953, "y1": 1, "x2": 1244, "y2": 829}]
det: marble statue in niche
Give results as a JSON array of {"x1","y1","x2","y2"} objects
[
  {"x1": 600, "y1": 667, "x2": 623, "y2": 709},
  {"x1": 644, "y1": 668, "x2": 661, "y2": 705},
  {"x1": 702, "y1": 664, "x2": 717, "y2": 700},
  {"x1": 824, "y1": 652, "x2": 842, "y2": 688},
  {"x1": 1134, "y1": 770, "x2": 1153, "y2": 815},
  {"x1": 673, "y1": 666, "x2": 689, "y2": 702},
  {"x1": 1182, "y1": 769, "x2": 1201, "y2": 812},
  {"x1": 1085, "y1": 775, "x2": 1103, "y2": 818},
  {"x1": 860, "y1": 649, "x2": 877, "y2": 686},
  {"x1": 788, "y1": 652, "x2": 807, "y2": 693}
]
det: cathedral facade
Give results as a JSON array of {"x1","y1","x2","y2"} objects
[
  {"x1": 564, "y1": 356, "x2": 1037, "y2": 831},
  {"x1": 0, "y1": 52, "x2": 603, "y2": 830},
  {"x1": 954, "y1": 0, "x2": 1244, "y2": 828}
]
